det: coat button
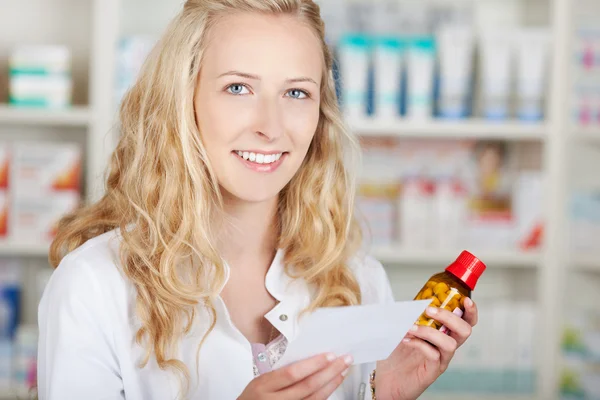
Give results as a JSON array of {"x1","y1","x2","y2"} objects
[
  {"x1": 279, "y1": 314, "x2": 288, "y2": 321},
  {"x1": 257, "y1": 352, "x2": 267, "y2": 362}
]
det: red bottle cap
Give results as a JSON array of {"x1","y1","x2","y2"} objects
[{"x1": 445, "y1": 250, "x2": 487, "y2": 290}]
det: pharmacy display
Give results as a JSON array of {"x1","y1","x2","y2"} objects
[
  {"x1": 356, "y1": 138, "x2": 543, "y2": 251},
  {"x1": 335, "y1": 27, "x2": 549, "y2": 122},
  {"x1": 8, "y1": 46, "x2": 72, "y2": 108},
  {"x1": 0, "y1": 142, "x2": 81, "y2": 245}
]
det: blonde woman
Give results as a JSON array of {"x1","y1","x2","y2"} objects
[{"x1": 37, "y1": 1, "x2": 478, "y2": 399}]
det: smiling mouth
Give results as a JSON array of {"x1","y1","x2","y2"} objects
[{"x1": 233, "y1": 150, "x2": 287, "y2": 165}]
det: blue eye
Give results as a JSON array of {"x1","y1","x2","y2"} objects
[
  {"x1": 227, "y1": 84, "x2": 250, "y2": 95},
  {"x1": 286, "y1": 89, "x2": 308, "y2": 99}
]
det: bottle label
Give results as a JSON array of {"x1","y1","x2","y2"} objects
[{"x1": 439, "y1": 308, "x2": 464, "y2": 335}]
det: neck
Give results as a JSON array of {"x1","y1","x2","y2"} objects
[{"x1": 218, "y1": 191, "x2": 279, "y2": 267}]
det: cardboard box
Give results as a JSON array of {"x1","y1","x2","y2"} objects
[
  {"x1": 10, "y1": 192, "x2": 79, "y2": 243},
  {"x1": 11, "y1": 142, "x2": 81, "y2": 197},
  {"x1": 0, "y1": 192, "x2": 8, "y2": 239}
]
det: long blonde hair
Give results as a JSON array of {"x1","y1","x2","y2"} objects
[{"x1": 50, "y1": 0, "x2": 362, "y2": 391}]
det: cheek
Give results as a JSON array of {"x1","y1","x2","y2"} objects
[
  {"x1": 196, "y1": 94, "x2": 252, "y2": 151},
  {"x1": 283, "y1": 104, "x2": 320, "y2": 150}
]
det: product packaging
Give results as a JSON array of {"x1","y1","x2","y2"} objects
[
  {"x1": 115, "y1": 36, "x2": 157, "y2": 106},
  {"x1": 479, "y1": 29, "x2": 513, "y2": 120},
  {"x1": 398, "y1": 142, "x2": 435, "y2": 248},
  {"x1": 10, "y1": 192, "x2": 79, "y2": 243},
  {"x1": 373, "y1": 37, "x2": 405, "y2": 119},
  {"x1": 406, "y1": 37, "x2": 436, "y2": 119},
  {"x1": 431, "y1": 142, "x2": 470, "y2": 249},
  {"x1": 413, "y1": 250, "x2": 486, "y2": 330},
  {"x1": 436, "y1": 25, "x2": 474, "y2": 118},
  {"x1": 515, "y1": 28, "x2": 551, "y2": 121},
  {"x1": 9, "y1": 45, "x2": 72, "y2": 108},
  {"x1": 12, "y1": 325, "x2": 38, "y2": 392},
  {"x1": 11, "y1": 142, "x2": 81, "y2": 197},
  {"x1": 338, "y1": 34, "x2": 371, "y2": 120}
]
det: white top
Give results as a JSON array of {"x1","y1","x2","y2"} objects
[{"x1": 37, "y1": 230, "x2": 395, "y2": 400}]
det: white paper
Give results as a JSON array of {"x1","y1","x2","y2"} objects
[{"x1": 274, "y1": 300, "x2": 431, "y2": 369}]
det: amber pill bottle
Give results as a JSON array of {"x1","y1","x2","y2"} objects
[{"x1": 414, "y1": 250, "x2": 487, "y2": 332}]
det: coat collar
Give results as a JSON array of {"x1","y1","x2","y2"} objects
[{"x1": 220, "y1": 248, "x2": 311, "y2": 342}]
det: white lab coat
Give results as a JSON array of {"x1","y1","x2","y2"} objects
[{"x1": 37, "y1": 229, "x2": 396, "y2": 400}]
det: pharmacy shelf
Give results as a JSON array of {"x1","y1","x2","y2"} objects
[
  {"x1": 422, "y1": 395, "x2": 535, "y2": 400},
  {"x1": 573, "y1": 253, "x2": 600, "y2": 272},
  {"x1": 372, "y1": 246, "x2": 541, "y2": 268},
  {"x1": 0, "y1": 241, "x2": 49, "y2": 257},
  {"x1": 346, "y1": 118, "x2": 547, "y2": 140},
  {"x1": 0, "y1": 387, "x2": 32, "y2": 400},
  {"x1": 572, "y1": 127, "x2": 600, "y2": 144},
  {"x1": 0, "y1": 104, "x2": 92, "y2": 127}
]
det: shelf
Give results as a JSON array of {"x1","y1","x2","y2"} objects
[
  {"x1": 0, "y1": 241, "x2": 49, "y2": 257},
  {"x1": 422, "y1": 395, "x2": 535, "y2": 400},
  {"x1": 572, "y1": 254, "x2": 600, "y2": 272},
  {"x1": 346, "y1": 117, "x2": 547, "y2": 140},
  {"x1": 572, "y1": 128, "x2": 600, "y2": 144},
  {"x1": 0, "y1": 387, "x2": 33, "y2": 400},
  {"x1": 0, "y1": 104, "x2": 91, "y2": 127},
  {"x1": 372, "y1": 246, "x2": 541, "y2": 268}
]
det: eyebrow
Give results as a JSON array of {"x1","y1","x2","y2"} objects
[{"x1": 217, "y1": 70, "x2": 318, "y2": 86}]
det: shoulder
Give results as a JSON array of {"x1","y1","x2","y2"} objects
[
  {"x1": 40, "y1": 229, "x2": 129, "y2": 318},
  {"x1": 348, "y1": 251, "x2": 395, "y2": 304}
]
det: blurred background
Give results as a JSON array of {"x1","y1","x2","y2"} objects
[{"x1": 0, "y1": 0, "x2": 598, "y2": 398}]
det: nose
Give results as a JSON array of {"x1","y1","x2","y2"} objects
[{"x1": 254, "y1": 96, "x2": 284, "y2": 141}]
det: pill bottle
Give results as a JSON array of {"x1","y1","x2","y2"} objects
[{"x1": 414, "y1": 250, "x2": 486, "y2": 331}]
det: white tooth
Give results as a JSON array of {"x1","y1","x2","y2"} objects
[
  {"x1": 242, "y1": 151, "x2": 249, "y2": 160},
  {"x1": 249, "y1": 152, "x2": 256, "y2": 162},
  {"x1": 276, "y1": 153, "x2": 281, "y2": 160},
  {"x1": 236, "y1": 151, "x2": 243, "y2": 157},
  {"x1": 256, "y1": 154, "x2": 265, "y2": 164},
  {"x1": 265, "y1": 155, "x2": 274, "y2": 163}
]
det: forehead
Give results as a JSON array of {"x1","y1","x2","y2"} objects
[{"x1": 202, "y1": 12, "x2": 323, "y2": 80}]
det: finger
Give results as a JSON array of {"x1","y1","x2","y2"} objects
[
  {"x1": 401, "y1": 337, "x2": 440, "y2": 362},
  {"x1": 426, "y1": 307, "x2": 472, "y2": 347},
  {"x1": 462, "y1": 297, "x2": 478, "y2": 326},
  {"x1": 265, "y1": 353, "x2": 336, "y2": 391},
  {"x1": 281, "y1": 355, "x2": 352, "y2": 399},
  {"x1": 302, "y1": 370, "x2": 347, "y2": 400},
  {"x1": 409, "y1": 324, "x2": 457, "y2": 368}
]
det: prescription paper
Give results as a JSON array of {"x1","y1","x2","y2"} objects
[{"x1": 274, "y1": 299, "x2": 431, "y2": 368}]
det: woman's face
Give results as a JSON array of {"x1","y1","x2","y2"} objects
[{"x1": 195, "y1": 12, "x2": 323, "y2": 204}]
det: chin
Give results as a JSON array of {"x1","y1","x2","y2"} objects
[{"x1": 221, "y1": 183, "x2": 284, "y2": 204}]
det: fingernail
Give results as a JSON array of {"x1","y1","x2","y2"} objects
[
  {"x1": 326, "y1": 353, "x2": 336, "y2": 362},
  {"x1": 342, "y1": 367, "x2": 350, "y2": 377},
  {"x1": 465, "y1": 297, "x2": 473, "y2": 308},
  {"x1": 410, "y1": 324, "x2": 419, "y2": 332},
  {"x1": 427, "y1": 307, "x2": 438, "y2": 315},
  {"x1": 343, "y1": 354, "x2": 353, "y2": 366}
]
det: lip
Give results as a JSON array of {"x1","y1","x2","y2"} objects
[
  {"x1": 234, "y1": 150, "x2": 284, "y2": 155},
  {"x1": 232, "y1": 151, "x2": 287, "y2": 173}
]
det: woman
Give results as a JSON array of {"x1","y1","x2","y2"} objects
[{"x1": 37, "y1": 0, "x2": 478, "y2": 399}]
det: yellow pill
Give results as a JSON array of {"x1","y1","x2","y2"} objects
[
  {"x1": 422, "y1": 288, "x2": 433, "y2": 299},
  {"x1": 437, "y1": 291, "x2": 449, "y2": 304},
  {"x1": 433, "y1": 282, "x2": 449, "y2": 295},
  {"x1": 429, "y1": 297, "x2": 441, "y2": 307},
  {"x1": 447, "y1": 299, "x2": 460, "y2": 311},
  {"x1": 426, "y1": 281, "x2": 437, "y2": 288}
]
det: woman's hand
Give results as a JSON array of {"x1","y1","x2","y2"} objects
[
  {"x1": 374, "y1": 298, "x2": 479, "y2": 400},
  {"x1": 238, "y1": 352, "x2": 353, "y2": 400}
]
